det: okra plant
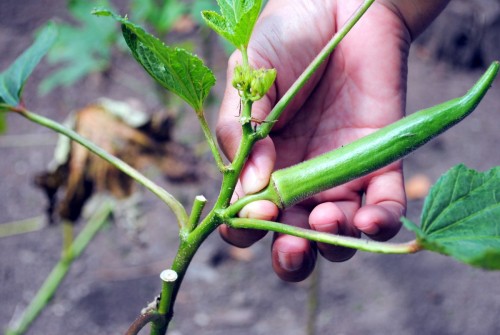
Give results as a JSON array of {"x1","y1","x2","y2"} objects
[{"x1": 1, "y1": 0, "x2": 499, "y2": 334}]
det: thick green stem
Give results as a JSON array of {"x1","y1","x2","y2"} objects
[
  {"x1": 10, "y1": 107, "x2": 189, "y2": 229},
  {"x1": 228, "y1": 218, "x2": 421, "y2": 254},
  {"x1": 5, "y1": 200, "x2": 113, "y2": 335},
  {"x1": 151, "y1": 212, "x2": 221, "y2": 335},
  {"x1": 257, "y1": 0, "x2": 376, "y2": 138}
]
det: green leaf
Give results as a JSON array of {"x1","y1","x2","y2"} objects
[
  {"x1": 0, "y1": 22, "x2": 57, "y2": 106},
  {"x1": 94, "y1": 9, "x2": 215, "y2": 112},
  {"x1": 201, "y1": 0, "x2": 262, "y2": 49},
  {"x1": 414, "y1": 164, "x2": 500, "y2": 270}
]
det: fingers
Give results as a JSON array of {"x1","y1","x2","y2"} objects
[
  {"x1": 309, "y1": 201, "x2": 361, "y2": 262},
  {"x1": 354, "y1": 167, "x2": 406, "y2": 241},
  {"x1": 219, "y1": 226, "x2": 267, "y2": 248},
  {"x1": 271, "y1": 207, "x2": 317, "y2": 282},
  {"x1": 240, "y1": 138, "x2": 276, "y2": 194}
]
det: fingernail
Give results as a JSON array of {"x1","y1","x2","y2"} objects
[{"x1": 277, "y1": 251, "x2": 304, "y2": 272}]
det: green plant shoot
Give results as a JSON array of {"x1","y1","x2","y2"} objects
[{"x1": 201, "y1": 0, "x2": 263, "y2": 51}]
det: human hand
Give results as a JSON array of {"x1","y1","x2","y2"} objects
[{"x1": 216, "y1": 0, "x2": 443, "y2": 281}]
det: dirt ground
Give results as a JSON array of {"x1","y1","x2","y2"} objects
[{"x1": 1, "y1": 1, "x2": 500, "y2": 335}]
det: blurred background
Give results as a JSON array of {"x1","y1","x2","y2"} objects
[{"x1": 1, "y1": 0, "x2": 499, "y2": 334}]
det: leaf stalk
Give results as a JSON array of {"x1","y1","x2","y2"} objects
[
  {"x1": 228, "y1": 218, "x2": 421, "y2": 254},
  {"x1": 195, "y1": 109, "x2": 227, "y2": 172}
]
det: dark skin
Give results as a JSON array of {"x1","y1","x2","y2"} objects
[{"x1": 216, "y1": 0, "x2": 450, "y2": 282}]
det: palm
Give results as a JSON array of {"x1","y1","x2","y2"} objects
[{"x1": 218, "y1": 0, "x2": 412, "y2": 281}]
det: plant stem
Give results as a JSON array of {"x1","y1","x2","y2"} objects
[
  {"x1": 257, "y1": 0, "x2": 376, "y2": 138},
  {"x1": 150, "y1": 98, "x2": 261, "y2": 334},
  {"x1": 228, "y1": 218, "x2": 421, "y2": 254},
  {"x1": 185, "y1": 195, "x2": 207, "y2": 234},
  {"x1": 126, "y1": 312, "x2": 162, "y2": 335},
  {"x1": 151, "y1": 220, "x2": 216, "y2": 335},
  {"x1": 195, "y1": 109, "x2": 227, "y2": 172},
  {"x1": 61, "y1": 220, "x2": 74, "y2": 261},
  {"x1": 241, "y1": 46, "x2": 249, "y2": 68},
  {"x1": 9, "y1": 106, "x2": 189, "y2": 229},
  {"x1": 5, "y1": 200, "x2": 113, "y2": 335},
  {"x1": 0, "y1": 216, "x2": 45, "y2": 238},
  {"x1": 224, "y1": 185, "x2": 281, "y2": 218}
]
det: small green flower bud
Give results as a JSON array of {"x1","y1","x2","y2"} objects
[
  {"x1": 249, "y1": 68, "x2": 277, "y2": 101},
  {"x1": 232, "y1": 65, "x2": 246, "y2": 91}
]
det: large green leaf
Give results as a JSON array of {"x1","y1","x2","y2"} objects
[
  {"x1": 201, "y1": 0, "x2": 262, "y2": 49},
  {"x1": 0, "y1": 22, "x2": 57, "y2": 107},
  {"x1": 402, "y1": 164, "x2": 500, "y2": 270},
  {"x1": 94, "y1": 9, "x2": 215, "y2": 112}
]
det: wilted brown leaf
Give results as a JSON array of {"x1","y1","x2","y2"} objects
[{"x1": 35, "y1": 100, "x2": 198, "y2": 223}]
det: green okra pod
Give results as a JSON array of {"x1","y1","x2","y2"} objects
[{"x1": 262, "y1": 61, "x2": 499, "y2": 209}]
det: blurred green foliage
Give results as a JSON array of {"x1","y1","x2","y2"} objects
[{"x1": 39, "y1": 0, "x2": 221, "y2": 95}]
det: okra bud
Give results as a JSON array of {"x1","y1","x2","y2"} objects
[{"x1": 263, "y1": 61, "x2": 499, "y2": 208}]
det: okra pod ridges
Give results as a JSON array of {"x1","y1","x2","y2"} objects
[{"x1": 265, "y1": 61, "x2": 499, "y2": 209}]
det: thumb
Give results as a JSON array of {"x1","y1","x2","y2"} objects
[{"x1": 241, "y1": 137, "x2": 276, "y2": 194}]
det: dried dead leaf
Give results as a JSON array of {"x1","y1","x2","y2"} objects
[{"x1": 34, "y1": 99, "x2": 199, "y2": 223}]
